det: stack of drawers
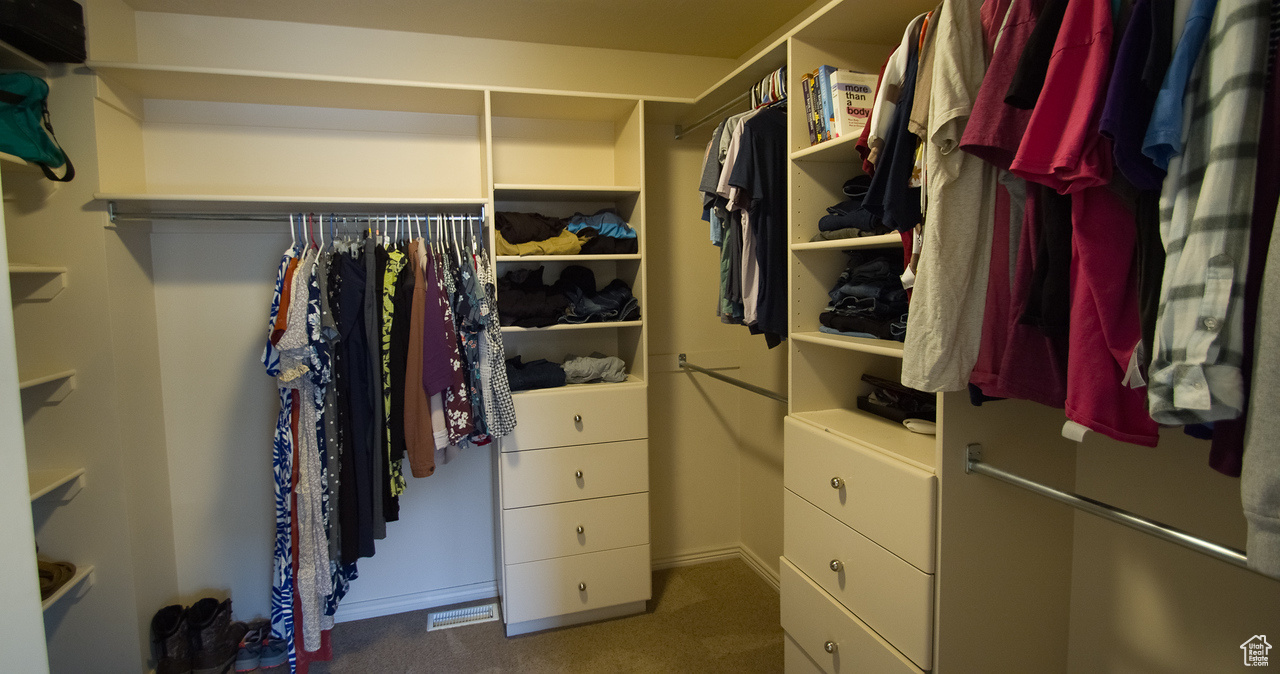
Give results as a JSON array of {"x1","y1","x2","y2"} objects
[
  {"x1": 497, "y1": 384, "x2": 652, "y2": 636},
  {"x1": 781, "y1": 417, "x2": 938, "y2": 673}
]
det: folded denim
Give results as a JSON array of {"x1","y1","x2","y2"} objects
[
  {"x1": 820, "y1": 311, "x2": 900, "y2": 341},
  {"x1": 818, "y1": 200, "x2": 883, "y2": 233},
  {"x1": 505, "y1": 356, "x2": 566, "y2": 391},
  {"x1": 809, "y1": 226, "x2": 891, "y2": 242},
  {"x1": 818, "y1": 325, "x2": 879, "y2": 340},
  {"x1": 563, "y1": 353, "x2": 628, "y2": 384},
  {"x1": 560, "y1": 279, "x2": 641, "y2": 324}
]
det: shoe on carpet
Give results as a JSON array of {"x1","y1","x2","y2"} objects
[
  {"x1": 187, "y1": 598, "x2": 238, "y2": 674},
  {"x1": 235, "y1": 619, "x2": 269, "y2": 672},
  {"x1": 151, "y1": 604, "x2": 193, "y2": 674}
]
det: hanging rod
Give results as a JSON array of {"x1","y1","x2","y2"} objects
[
  {"x1": 106, "y1": 204, "x2": 485, "y2": 225},
  {"x1": 964, "y1": 444, "x2": 1255, "y2": 574},
  {"x1": 678, "y1": 353, "x2": 787, "y2": 403},
  {"x1": 674, "y1": 91, "x2": 751, "y2": 140}
]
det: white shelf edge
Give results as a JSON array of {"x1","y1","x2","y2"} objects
[
  {"x1": 0, "y1": 151, "x2": 29, "y2": 166},
  {"x1": 790, "y1": 132, "x2": 861, "y2": 160},
  {"x1": 791, "y1": 331, "x2": 904, "y2": 358},
  {"x1": 41, "y1": 565, "x2": 94, "y2": 612},
  {"x1": 494, "y1": 184, "x2": 641, "y2": 194},
  {"x1": 791, "y1": 233, "x2": 903, "y2": 251},
  {"x1": 495, "y1": 254, "x2": 641, "y2": 262},
  {"x1": 18, "y1": 369, "x2": 76, "y2": 390},
  {"x1": 0, "y1": 38, "x2": 47, "y2": 74},
  {"x1": 96, "y1": 193, "x2": 490, "y2": 205},
  {"x1": 29, "y1": 468, "x2": 86, "y2": 501},
  {"x1": 9, "y1": 265, "x2": 67, "y2": 275},
  {"x1": 510, "y1": 375, "x2": 646, "y2": 395},
  {"x1": 501, "y1": 320, "x2": 643, "y2": 333}
]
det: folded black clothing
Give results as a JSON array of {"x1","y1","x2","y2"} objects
[
  {"x1": 506, "y1": 356, "x2": 566, "y2": 391},
  {"x1": 496, "y1": 212, "x2": 566, "y2": 245},
  {"x1": 809, "y1": 226, "x2": 891, "y2": 242},
  {"x1": 497, "y1": 267, "x2": 570, "y2": 327},
  {"x1": 820, "y1": 311, "x2": 898, "y2": 341},
  {"x1": 554, "y1": 265, "x2": 597, "y2": 296},
  {"x1": 842, "y1": 175, "x2": 872, "y2": 199},
  {"x1": 579, "y1": 233, "x2": 639, "y2": 255}
]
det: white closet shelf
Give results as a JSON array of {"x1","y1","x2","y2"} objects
[
  {"x1": 18, "y1": 370, "x2": 75, "y2": 390},
  {"x1": 9, "y1": 264, "x2": 67, "y2": 275},
  {"x1": 29, "y1": 468, "x2": 86, "y2": 502},
  {"x1": 661, "y1": 41, "x2": 787, "y2": 133},
  {"x1": 97, "y1": 193, "x2": 488, "y2": 215},
  {"x1": 790, "y1": 132, "x2": 863, "y2": 163},
  {"x1": 41, "y1": 565, "x2": 94, "y2": 612},
  {"x1": 511, "y1": 375, "x2": 645, "y2": 395},
  {"x1": 0, "y1": 38, "x2": 46, "y2": 74},
  {"x1": 489, "y1": 91, "x2": 645, "y2": 122},
  {"x1": 493, "y1": 185, "x2": 641, "y2": 201},
  {"x1": 0, "y1": 150, "x2": 29, "y2": 166},
  {"x1": 86, "y1": 62, "x2": 487, "y2": 115},
  {"x1": 791, "y1": 331, "x2": 905, "y2": 358},
  {"x1": 791, "y1": 233, "x2": 903, "y2": 251},
  {"x1": 502, "y1": 320, "x2": 642, "y2": 333},
  {"x1": 496, "y1": 254, "x2": 641, "y2": 263},
  {"x1": 790, "y1": 408, "x2": 936, "y2": 473}
]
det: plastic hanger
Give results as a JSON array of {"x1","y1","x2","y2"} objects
[{"x1": 289, "y1": 213, "x2": 297, "y2": 249}]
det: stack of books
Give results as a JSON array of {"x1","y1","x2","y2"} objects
[{"x1": 801, "y1": 66, "x2": 877, "y2": 146}]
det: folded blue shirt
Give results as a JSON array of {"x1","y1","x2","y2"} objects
[{"x1": 566, "y1": 209, "x2": 637, "y2": 239}]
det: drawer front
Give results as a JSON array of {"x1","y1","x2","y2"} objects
[
  {"x1": 503, "y1": 493, "x2": 650, "y2": 565},
  {"x1": 781, "y1": 558, "x2": 924, "y2": 674},
  {"x1": 503, "y1": 385, "x2": 648, "y2": 451},
  {"x1": 500, "y1": 440, "x2": 648, "y2": 509},
  {"x1": 785, "y1": 633, "x2": 825, "y2": 674},
  {"x1": 785, "y1": 417, "x2": 937, "y2": 572},
  {"x1": 504, "y1": 544, "x2": 651, "y2": 624},
  {"x1": 783, "y1": 490, "x2": 934, "y2": 670}
]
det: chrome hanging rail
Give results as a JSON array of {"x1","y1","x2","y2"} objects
[
  {"x1": 965, "y1": 444, "x2": 1253, "y2": 573},
  {"x1": 106, "y1": 203, "x2": 486, "y2": 226},
  {"x1": 678, "y1": 353, "x2": 787, "y2": 404},
  {"x1": 674, "y1": 91, "x2": 751, "y2": 140}
]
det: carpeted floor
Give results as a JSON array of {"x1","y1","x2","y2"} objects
[{"x1": 309, "y1": 559, "x2": 784, "y2": 673}]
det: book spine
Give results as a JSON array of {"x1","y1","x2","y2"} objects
[
  {"x1": 808, "y1": 69, "x2": 824, "y2": 142},
  {"x1": 801, "y1": 74, "x2": 817, "y2": 145},
  {"x1": 817, "y1": 65, "x2": 835, "y2": 142}
]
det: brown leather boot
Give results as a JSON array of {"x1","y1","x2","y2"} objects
[
  {"x1": 151, "y1": 604, "x2": 192, "y2": 674},
  {"x1": 187, "y1": 598, "x2": 238, "y2": 674}
]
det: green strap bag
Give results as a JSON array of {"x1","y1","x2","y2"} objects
[{"x1": 0, "y1": 72, "x2": 74, "y2": 182}]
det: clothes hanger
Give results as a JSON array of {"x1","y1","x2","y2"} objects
[{"x1": 289, "y1": 213, "x2": 297, "y2": 250}]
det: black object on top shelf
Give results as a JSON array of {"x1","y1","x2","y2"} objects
[{"x1": 0, "y1": 0, "x2": 87, "y2": 63}]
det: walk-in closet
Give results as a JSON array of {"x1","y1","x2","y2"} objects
[{"x1": 1, "y1": 0, "x2": 1278, "y2": 672}]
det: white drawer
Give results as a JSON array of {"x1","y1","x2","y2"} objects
[
  {"x1": 503, "y1": 384, "x2": 648, "y2": 451},
  {"x1": 503, "y1": 493, "x2": 649, "y2": 565},
  {"x1": 784, "y1": 490, "x2": 934, "y2": 670},
  {"x1": 781, "y1": 558, "x2": 924, "y2": 674},
  {"x1": 503, "y1": 544, "x2": 651, "y2": 624},
  {"x1": 500, "y1": 439, "x2": 648, "y2": 509},
  {"x1": 785, "y1": 416, "x2": 937, "y2": 572},
  {"x1": 785, "y1": 633, "x2": 825, "y2": 674}
]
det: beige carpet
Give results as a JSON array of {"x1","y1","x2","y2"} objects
[{"x1": 310, "y1": 559, "x2": 784, "y2": 673}]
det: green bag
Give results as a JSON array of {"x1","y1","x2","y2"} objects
[{"x1": 0, "y1": 72, "x2": 74, "y2": 182}]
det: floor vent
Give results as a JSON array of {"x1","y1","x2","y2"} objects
[{"x1": 426, "y1": 602, "x2": 500, "y2": 631}]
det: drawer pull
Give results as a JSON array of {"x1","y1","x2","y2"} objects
[
  {"x1": 578, "y1": 582, "x2": 586, "y2": 591},
  {"x1": 824, "y1": 641, "x2": 838, "y2": 654},
  {"x1": 575, "y1": 470, "x2": 583, "y2": 479},
  {"x1": 830, "y1": 477, "x2": 844, "y2": 489},
  {"x1": 829, "y1": 559, "x2": 843, "y2": 573},
  {"x1": 574, "y1": 414, "x2": 582, "y2": 423},
  {"x1": 576, "y1": 525, "x2": 584, "y2": 534}
]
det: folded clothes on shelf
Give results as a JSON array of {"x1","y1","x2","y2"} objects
[
  {"x1": 496, "y1": 210, "x2": 638, "y2": 256},
  {"x1": 561, "y1": 278, "x2": 641, "y2": 324},
  {"x1": 505, "y1": 356, "x2": 566, "y2": 391},
  {"x1": 816, "y1": 176, "x2": 890, "y2": 235},
  {"x1": 857, "y1": 373, "x2": 936, "y2": 423},
  {"x1": 496, "y1": 267, "x2": 571, "y2": 328},
  {"x1": 566, "y1": 209, "x2": 637, "y2": 239},
  {"x1": 822, "y1": 250, "x2": 909, "y2": 341},
  {"x1": 563, "y1": 352, "x2": 629, "y2": 384},
  {"x1": 496, "y1": 211, "x2": 566, "y2": 244},
  {"x1": 496, "y1": 228, "x2": 584, "y2": 256},
  {"x1": 497, "y1": 265, "x2": 640, "y2": 327}
]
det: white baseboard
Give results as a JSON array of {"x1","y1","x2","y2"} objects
[
  {"x1": 650, "y1": 545, "x2": 742, "y2": 571},
  {"x1": 737, "y1": 544, "x2": 780, "y2": 591},
  {"x1": 333, "y1": 580, "x2": 499, "y2": 623}
]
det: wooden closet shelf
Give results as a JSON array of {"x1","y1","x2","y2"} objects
[
  {"x1": 41, "y1": 565, "x2": 94, "y2": 612},
  {"x1": 502, "y1": 320, "x2": 643, "y2": 333},
  {"x1": 791, "y1": 332, "x2": 905, "y2": 358},
  {"x1": 790, "y1": 132, "x2": 863, "y2": 163},
  {"x1": 29, "y1": 468, "x2": 86, "y2": 502},
  {"x1": 510, "y1": 375, "x2": 645, "y2": 396},
  {"x1": 9, "y1": 265, "x2": 67, "y2": 275},
  {"x1": 18, "y1": 370, "x2": 76, "y2": 390},
  {"x1": 97, "y1": 194, "x2": 488, "y2": 215},
  {"x1": 493, "y1": 185, "x2": 641, "y2": 201},
  {"x1": 0, "y1": 38, "x2": 45, "y2": 74},
  {"x1": 791, "y1": 233, "x2": 903, "y2": 252},
  {"x1": 790, "y1": 408, "x2": 936, "y2": 473},
  {"x1": 496, "y1": 254, "x2": 641, "y2": 263},
  {"x1": 0, "y1": 151, "x2": 29, "y2": 166}
]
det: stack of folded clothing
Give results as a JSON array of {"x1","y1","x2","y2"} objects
[
  {"x1": 819, "y1": 250, "x2": 909, "y2": 341},
  {"x1": 495, "y1": 209, "x2": 638, "y2": 256},
  {"x1": 505, "y1": 353, "x2": 630, "y2": 391},
  {"x1": 497, "y1": 265, "x2": 640, "y2": 327},
  {"x1": 857, "y1": 373, "x2": 936, "y2": 423},
  {"x1": 810, "y1": 176, "x2": 892, "y2": 242}
]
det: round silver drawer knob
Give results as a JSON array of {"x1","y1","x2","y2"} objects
[
  {"x1": 829, "y1": 559, "x2": 843, "y2": 572},
  {"x1": 574, "y1": 414, "x2": 582, "y2": 423},
  {"x1": 824, "y1": 641, "x2": 837, "y2": 654},
  {"x1": 575, "y1": 470, "x2": 583, "y2": 479},
  {"x1": 578, "y1": 582, "x2": 586, "y2": 591},
  {"x1": 830, "y1": 477, "x2": 844, "y2": 489},
  {"x1": 576, "y1": 525, "x2": 584, "y2": 534}
]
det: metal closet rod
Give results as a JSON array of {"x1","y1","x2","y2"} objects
[
  {"x1": 675, "y1": 91, "x2": 750, "y2": 140},
  {"x1": 964, "y1": 444, "x2": 1255, "y2": 574},
  {"x1": 678, "y1": 353, "x2": 787, "y2": 403},
  {"x1": 107, "y1": 209, "x2": 486, "y2": 225}
]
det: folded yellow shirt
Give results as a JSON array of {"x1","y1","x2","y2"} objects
[{"x1": 495, "y1": 228, "x2": 585, "y2": 256}]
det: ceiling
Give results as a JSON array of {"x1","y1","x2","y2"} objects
[{"x1": 122, "y1": 0, "x2": 818, "y2": 59}]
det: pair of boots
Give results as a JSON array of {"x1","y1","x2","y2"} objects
[{"x1": 151, "y1": 598, "x2": 243, "y2": 674}]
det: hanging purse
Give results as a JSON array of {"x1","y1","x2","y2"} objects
[{"x1": 0, "y1": 72, "x2": 74, "y2": 182}]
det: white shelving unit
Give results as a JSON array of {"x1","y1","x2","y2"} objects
[
  {"x1": 28, "y1": 468, "x2": 86, "y2": 502},
  {"x1": 41, "y1": 565, "x2": 94, "y2": 612}
]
